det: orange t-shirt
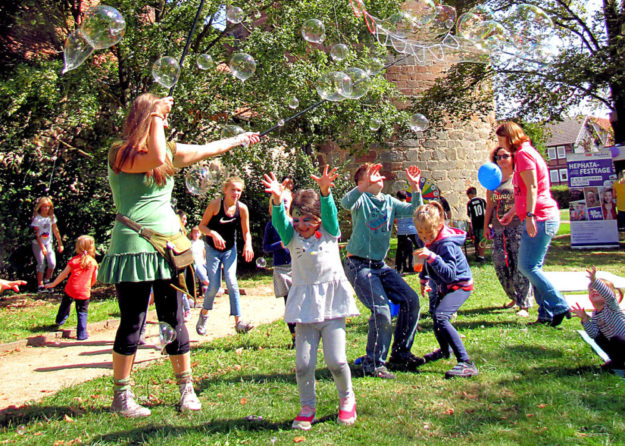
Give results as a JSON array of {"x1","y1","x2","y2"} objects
[{"x1": 64, "y1": 255, "x2": 98, "y2": 300}]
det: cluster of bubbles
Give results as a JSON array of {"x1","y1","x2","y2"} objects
[
  {"x1": 350, "y1": 0, "x2": 554, "y2": 66},
  {"x1": 63, "y1": 5, "x2": 126, "y2": 73}
]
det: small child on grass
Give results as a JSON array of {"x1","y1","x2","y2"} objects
[{"x1": 45, "y1": 235, "x2": 98, "y2": 340}]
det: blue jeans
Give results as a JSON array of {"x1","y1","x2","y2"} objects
[
  {"x1": 344, "y1": 257, "x2": 420, "y2": 370},
  {"x1": 518, "y1": 218, "x2": 569, "y2": 320},
  {"x1": 202, "y1": 243, "x2": 241, "y2": 316},
  {"x1": 430, "y1": 288, "x2": 471, "y2": 362}
]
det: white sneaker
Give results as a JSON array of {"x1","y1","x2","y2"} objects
[
  {"x1": 196, "y1": 312, "x2": 209, "y2": 335},
  {"x1": 111, "y1": 389, "x2": 151, "y2": 418},
  {"x1": 516, "y1": 309, "x2": 530, "y2": 317},
  {"x1": 179, "y1": 382, "x2": 201, "y2": 412}
]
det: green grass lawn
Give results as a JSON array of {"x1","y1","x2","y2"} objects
[{"x1": 1, "y1": 240, "x2": 625, "y2": 444}]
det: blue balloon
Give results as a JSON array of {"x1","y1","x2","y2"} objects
[
  {"x1": 478, "y1": 162, "x2": 502, "y2": 191},
  {"x1": 609, "y1": 145, "x2": 620, "y2": 158}
]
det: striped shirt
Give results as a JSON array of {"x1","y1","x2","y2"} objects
[{"x1": 582, "y1": 279, "x2": 625, "y2": 340}]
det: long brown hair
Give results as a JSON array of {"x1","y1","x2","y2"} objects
[
  {"x1": 495, "y1": 121, "x2": 530, "y2": 153},
  {"x1": 33, "y1": 197, "x2": 54, "y2": 219},
  {"x1": 112, "y1": 93, "x2": 175, "y2": 185}
]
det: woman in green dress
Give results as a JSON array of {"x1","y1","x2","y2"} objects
[{"x1": 98, "y1": 93, "x2": 259, "y2": 418}]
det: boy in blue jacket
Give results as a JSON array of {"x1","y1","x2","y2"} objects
[{"x1": 413, "y1": 201, "x2": 478, "y2": 378}]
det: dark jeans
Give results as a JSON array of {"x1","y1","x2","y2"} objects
[
  {"x1": 618, "y1": 210, "x2": 625, "y2": 232},
  {"x1": 114, "y1": 279, "x2": 189, "y2": 356},
  {"x1": 595, "y1": 333, "x2": 625, "y2": 368},
  {"x1": 395, "y1": 234, "x2": 422, "y2": 273},
  {"x1": 429, "y1": 288, "x2": 471, "y2": 363},
  {"x1": 56, "y1": 294, "x2": 89, "y2": 325},
  {"x1": 344, "y1": 256, "x2": 420, "y2": 370}
]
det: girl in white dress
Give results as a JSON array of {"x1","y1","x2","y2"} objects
[{"x1": 262, "y1": 165, "x2": 359, "y2": 431}]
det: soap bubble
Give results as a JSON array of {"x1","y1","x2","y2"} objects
[
  {"x1": 79, "y1": 5, "x2": 125, "y2": 50},
  {"x1": 255, "y1": 257, "x2": 267, "y2": 268},
  {"x1": 229, "y1": 53, "x2": 256, "y2": 82},
  {"x1": 152, "y1": 56, "x2": 180, "y2": 89},
  {"x1": 402, "y1": 0, "x2": 437, "y2": 27},
  {"x1": 315, "y1": 71, "x2": 352, "y2": 102},
  {"x1": 330, "y1": 43, "x2": 349, "y2": 61},
  {"x1": 301, "y1": 19, "x2": 325, "y2": 44},
  {"x1": 343, "y1": 67, "x2": 371, "y2": 99},
  {"x1": 288, "y1": 97, "x2": 299, "y2": 109},
  {"x1": 197, "y1": 53, "x2": 214, "y2": 70},
  {"x1": 62, "y1": 30, "x2": 94, "y2": 74},
  {"x1": 432, "y1": 4, "x2": 457, "y2": 34},
  {"x1": 158, "y1": 321, "x2": 177, "y2": 353},
  {"x1": 185, "y1": 163, "x2": 213, "y2": 196},
  {"x1": 506, "y1": 4, "x2": 553, "y2": 52},
  {"x1": 369, "y1": 118, "x2": 382, "y2": 131},
  {"x1": 457, "y1": 12, "x2": 486, "y2": 42},
  {"x1": 222, "y1": 124, "x2": 245, "y2": 138},
  {"x1": 368, "y1": 57, "x2": 385, "y2": 75},
  {"x1": 277, "y1": 119, "x2": 285, "y2": 127},
  {"x1": 409, "y1": 113, "x2": 429, "y2": 132},
  {"x1": 226, "y1": 5, "x2": 244, "y2": 24}
]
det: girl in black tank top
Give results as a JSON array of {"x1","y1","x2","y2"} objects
[{"x1": 205, "y1": 199, "x2": 241, "y2": 250}]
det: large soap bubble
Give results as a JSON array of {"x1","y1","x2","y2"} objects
[
  {"x1": 330, "y1": 43, "x2": 349, "y2": 61},
  {"x1": 301, "y1": 19, "x2": 325, "y2": 44},
  {"x1": 402, "y1": 0, "x2": 437, "y2": 27},
  {"x1": 197, "y1": 53, "x2": 214, "y2": 70},
  {"x1": 505, "y1": 4, "x2": 553, "y2": 52},
  {"x1": 152, "y1": 56, "x2": 180, "y2": 89},
  {"x1": 226, "y1": 5, "x2": 244, "y2": 24},
  {"x1": 62, "y1": 30, "x2": 94, "y2": 74},
  {"x1": 288, "y1": 97, "x2": 299, "y2": 109},
  {"x1": 229, "y1": 53, "x2": 256, "y2": 82},
  {"x1": 158, "y1": 321, "x2": 177, "y2": 353},
  {"x1": 315, "y1": 71, "x2": 352, "y2": 102},
  {"x1": 185, "y1": 163, "x2": 213, "y2": 196},
  {"x1": 222, "y1": 124, "x2": 245, "y2": 138},
  {"x1": 409, "y1": 113, "x2": 430, "y2": 132},
  {"x1": 79, "y1": 5, "x2": 126, "y2": 50},
  {"x1": 343, "y1": 67, "x2": 371, "y2": 100}
]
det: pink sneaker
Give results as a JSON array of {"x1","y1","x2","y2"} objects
[
  {"x1": 338, "y1": 397, "x2": 357, "y2": 425},
  {"x1": 184, "y1": 310, "x2": 191, "y2": 322},
  {"x1": 292, "y1": 406, "x2": 316, "y2": 430}
]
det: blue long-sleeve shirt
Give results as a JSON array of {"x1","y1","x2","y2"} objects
[
  {"x1": 341, "y1": 187, "x2": 422, "y2": 261},
  {"x1": 262, "y1": 221, "x2": 291, "y2": 267}
]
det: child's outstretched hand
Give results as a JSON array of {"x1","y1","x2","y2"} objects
[
  {"x1": 0, "y1": 279, "x2": 26, "y2": 293},
  {"x1": 406, "y1": 166, "x2": 422, "y2": 191},
  {"x1": 311, "y1": 165, "x2": 338, "y2": 197},
  {"x1": 586, "y1": 265, "x2": 597, "y2": 284},
  {"x1": 570, "y1": 302, "x2": 589, "y2": 322},
  {"x1": 357, "y1": 163, "x2": 385, "y2": 192},
  {"x1": 262, "y1": 172, "x2": 283, "y2": 205},
  {"x1": 414, "y1": 247, "x2": 432, "y2": 261}
]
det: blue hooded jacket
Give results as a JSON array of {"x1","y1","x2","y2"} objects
[{"x1": 418, "y1": 225, "x2": 472, "y2": 296}]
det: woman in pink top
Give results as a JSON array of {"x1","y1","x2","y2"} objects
[{"x1": 497, "y1": 122, "x2": 570, "y2": 327}]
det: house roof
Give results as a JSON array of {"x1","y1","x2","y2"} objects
[{"x1": 544, "y1": 117, "x2": 586, "y2": 147}]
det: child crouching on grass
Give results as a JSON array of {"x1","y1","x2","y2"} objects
[
  {"x1": 46, "y1": 235, "x2": 98, "y2": 340},
  {"x1": 262, "y1": 165, "x2": 360, "y2": 430},
  {"x1": 571, "y1": 266, "x2": 625, "y2": 372},
  {"x1": 412, "y1": 201, "x2": 478, "y2": 378}
]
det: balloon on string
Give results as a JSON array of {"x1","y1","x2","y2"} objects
[
  {"x1": 343, "y1": 67, "x2": 371, "y2": 99},
  {"x1": 185, "y1": 163, "x2": 213, "y2": 196},
  {"x1": 315, "y1": 71, "x2": 352, "y2": 102},
  {"x1": 369, "y1": 118, "x2": 382, "y2": 131},
  {"x1": 79, "y1": 5, "x2": 126, "y2": 50},
  {"x1": 158, "y1": 321, "x2": 177, "y2": 353},
  {"x1": 478, "y1": 162, "x2": 503, "y2": 191},
  {"x1": 197, "y1": 54, "x2": 214, "y2": 70},
  {"x1": 288, "y1": 97, "x2": 299, "y2": 109},
  {"x1": 409, "y1": 113, "x2": 430, "y2": 132},
  {"x1": 301, "y1": 19, "x2": 325, "y2": 44},
  {"x1": 62, "y1": 30, "x2": 94, "y2": 74},
  {"x1": 330, "y1": 43, "x2": 349, "y2": 61},
  {"x1": 226, "y1": 5, "x2": 244, "y2": 24},
  {"x1": 255, "y1": 257, "x2": 267, "y2": 268},
  {"x1": 229, "y1": 53, "x2": 256, "y2": 82},
  {"x1": 152, "y1": 56, "x2": 180, "y2": 89}
]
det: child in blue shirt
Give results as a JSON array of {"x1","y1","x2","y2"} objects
[
  {"x1": 341, "y1": 162, "x2": 423, "y2": 379},
  {"x1": 413, "y1": 201, "x2": 478, "y2": 378}
]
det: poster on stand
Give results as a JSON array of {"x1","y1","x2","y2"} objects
[{"x1": 567, "y1": 152, "x2": 619, "y2": 249}]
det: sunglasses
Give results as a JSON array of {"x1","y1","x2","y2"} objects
[{"x1": 495, "y1": 154, "x2": 511, "y2": 160}]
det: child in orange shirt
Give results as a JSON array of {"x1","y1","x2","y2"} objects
[{"x1": 46, "y1": 235, "x2": 98, "y2": 340}]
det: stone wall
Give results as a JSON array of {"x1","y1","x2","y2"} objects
[{"x1": 319, "y1": 56, "x2": 497, "y2": 221}]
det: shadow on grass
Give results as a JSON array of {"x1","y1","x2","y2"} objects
[{"x1": 0, "y1": 404, "x2": 109, "y2": 428}]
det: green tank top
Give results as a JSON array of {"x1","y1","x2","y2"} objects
[{"x1": 97, "y1": 142, "x2": 181, "y2": 283}]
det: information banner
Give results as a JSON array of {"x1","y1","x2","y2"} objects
[{"x1": 567, "y1": 152, "x2": 619, "y2": 249}]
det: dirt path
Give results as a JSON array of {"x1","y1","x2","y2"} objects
[{"x1": 0, "y1": 286, "x2": 284, "y2": 411}]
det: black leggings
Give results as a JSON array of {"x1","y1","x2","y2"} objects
[
  {"x1": 113, "y1": 280, "x2": 190, "y2": 356},
  {"x1": 595, "y1": 333, "x2": 625, "y2": 368}
]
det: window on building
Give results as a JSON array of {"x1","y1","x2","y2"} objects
[
  {"x1": 550, "y1": 169, "x2": 560, "y2": 184},
  {"x1": 557, "y1": 146, "x2": 567, "y2": 159},
  {"x1": 547, "y1": 147, "x2": 556, "y2": 160},
  {"x1": 559, "y1": 169, "x2": 568, "y2": 182}
]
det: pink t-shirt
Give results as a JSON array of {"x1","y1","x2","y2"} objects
[{"x1": 513, "y1": 142, "x2": 559, "y2": 221}]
